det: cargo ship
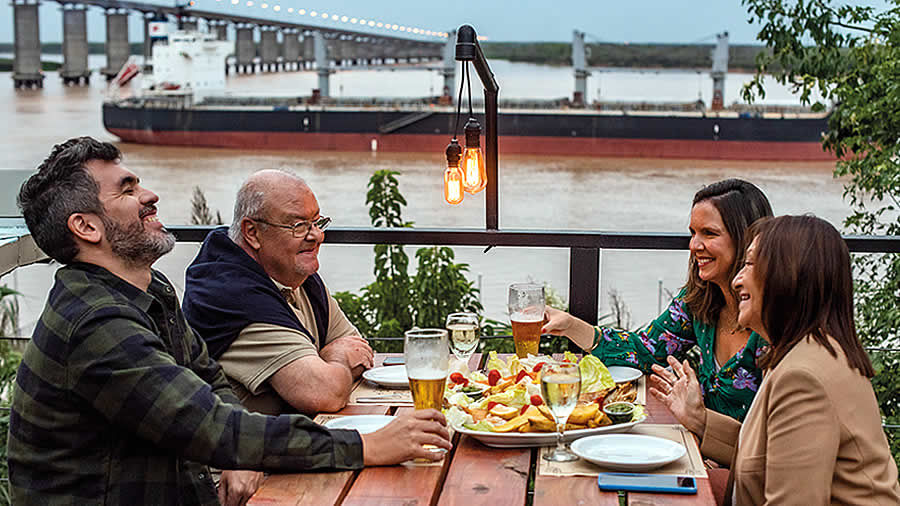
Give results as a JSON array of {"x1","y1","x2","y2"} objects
[{"x1": 102, "y1": 31, "x2": 832, "y2": 161}]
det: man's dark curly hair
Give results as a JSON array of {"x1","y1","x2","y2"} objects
[{"x1": 18, "y1": 137, "x2": 121, "y2": 263}]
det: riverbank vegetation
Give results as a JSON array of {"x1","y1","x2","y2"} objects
[
  {"x1": 0, "y1": 41, "x2": 768, "y2": 71},
  {"x1": 482, "y1": 41, "x2": 769, "y2": 71},
  {"x1": 0, "y1": 58, "x2": 60, "y2": 72}
]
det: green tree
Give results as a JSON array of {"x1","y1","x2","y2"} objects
[
  {"x1": 410, "y1": 246, "x2": 482, "y2": 328},
  {"x1": 333, "y1": 171, "x2": 484, "y2": 352},
  {"x1": 741, "y1": 0, "x2": 900, "y2": 464},
  {"x1": 360, "y1": 170, "x2": 414, "y2": 338},
  {"x1": 190, "y1": 186, "x2": 223, "y2": 226},
  {"x1": 0, "y1": 286, "x2": 22, "y2": 505}
]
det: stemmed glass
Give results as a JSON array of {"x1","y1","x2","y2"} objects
[
  {"x1": 541, "y1": 361, "x2": 582, "y2": 462},
  {"x1": 445, "y1": 312, "x2": 480, "y2": 364}
]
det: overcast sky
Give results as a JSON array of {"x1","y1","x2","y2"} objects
[{"x1": 0, "y1": 0, "x2": 888, "y2": 45}]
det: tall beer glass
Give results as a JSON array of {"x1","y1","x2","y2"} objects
[
  {"x1": 508, "y1": 283, "x2": 545, "y2": 358},
  {"x1": 404, "y1": 328, "x2": 449, "y2": 411}
]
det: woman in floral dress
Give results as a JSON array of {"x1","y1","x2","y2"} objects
[{"x1": 543, "y1": 179, "x2": 771, "y2": 422}]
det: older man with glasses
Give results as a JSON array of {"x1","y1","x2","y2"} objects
[{"x1": 184, "y1": 169, "x2": 374, "y2": 421}]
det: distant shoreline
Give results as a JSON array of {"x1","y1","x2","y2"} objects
[{"x1": 0, "y1": 41, "x2": 767, "y2": 72}]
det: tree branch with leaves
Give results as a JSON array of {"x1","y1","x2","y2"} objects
[{"x1": 741, "y1": 0, "x2": 900, "y2": 467}]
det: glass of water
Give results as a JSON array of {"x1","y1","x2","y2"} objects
[
  {"x1": 541, "y1": 361, "x2": 582, "y2": 462},
  {"x1": 445, "y1": 312, "x2": 479, "y2": 363}
]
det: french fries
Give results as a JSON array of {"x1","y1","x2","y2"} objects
[
  {"x1": 449, "y1": 357, "x2": 644, "y2": 434},
  {"x1": 606, "y1": 383, "x2": 637, "y2": 404}
]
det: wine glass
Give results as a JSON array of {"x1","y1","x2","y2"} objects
[
  {"x1": 541, "y1": 361, "x2": 582, "y2": 462},
  {"x1": 508, "y1": 283, "x2": 545, "y2": 358},
  {"x1": 445, "y1": 312, "x2": 480, "y2": 364}
]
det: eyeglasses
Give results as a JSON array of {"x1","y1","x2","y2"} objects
[{"x1": 250, "y1": 216, "x2": 332, "y2": 238}]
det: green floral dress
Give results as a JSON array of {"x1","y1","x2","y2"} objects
[{"x1": 593, "y1": 288, "x2": 768, "y2": 421}]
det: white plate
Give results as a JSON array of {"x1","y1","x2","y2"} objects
[
  {"x1": 455, "y1": 414, "x2": 646, "y2": 448},
  {"x1": 324, "y1": 415, "x2": 395, "y2": 434},
  {"x1": 362, "y1": 365, "x2": 409, "y2": 389},
  {"x1": 570, "y1": 434, "x2": 686, "y2": 471},
  {"x1": 607, "y1": 366, "x2": 643, "y2": 384}
]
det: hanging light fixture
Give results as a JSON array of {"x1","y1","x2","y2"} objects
[
  {"x1": 443, "y1": 55, "x2": 488, "y2": 203},
  {"x1": 460, "y1": 117, "x2": 486, "y2": 193},
  {"x1": 444, "y1": 139, "x2": 464, "y2": 204}
]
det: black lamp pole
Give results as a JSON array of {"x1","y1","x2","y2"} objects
[{"x1": 455, "y1": 25, "x2": 499, "y2": 230}]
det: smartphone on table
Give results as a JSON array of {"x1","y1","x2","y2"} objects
[
  {"x1": 597, "y1": 473, "x2": 697, "y2": 494},
  {"x1": 382, "y1": 356, "x2": 404, "y2": 366}
]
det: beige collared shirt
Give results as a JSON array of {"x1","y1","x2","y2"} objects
[{"x1": 216, "y1": 278, "x2": 359, "y2": 415}]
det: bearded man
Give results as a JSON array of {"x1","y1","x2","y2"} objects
[{"x1": 8, "y1": 137, "x2": 450, "y2": 506}]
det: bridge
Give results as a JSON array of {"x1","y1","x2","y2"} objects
[{"x1": 9, "y1": 0, "x2": 454, "y2": 91}]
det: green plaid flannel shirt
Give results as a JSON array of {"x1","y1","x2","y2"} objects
[{"x1": 8, "y1": 263, "x2": 363, "y2": 505}]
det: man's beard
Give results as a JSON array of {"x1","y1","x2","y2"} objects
[{"x1": 101, "y1": 214, "x2": 176, "y2": 267}]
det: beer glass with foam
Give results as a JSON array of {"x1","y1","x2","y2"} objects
[
  {"x1": 404, "y1": 328, "x2": 449, "y2": 411},
  {"x1": 508, "y1": 283, "x2": 545, "y2": 358},
  {"x1": 404, "y1": 328, "x2": 449, "y2": 457}
]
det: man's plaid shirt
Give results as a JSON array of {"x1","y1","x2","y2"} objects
[{"x1": 8, "y1": 263, "x2": 363, "y2": 505}]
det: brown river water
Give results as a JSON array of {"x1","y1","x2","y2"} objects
[{"x1": 0, "y1": 60, "x2": 845, "y2": 332}]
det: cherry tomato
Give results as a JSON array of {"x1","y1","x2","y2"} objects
[
  {"x1": 449, "y1": 372, "x2": 468, "y2": 385},
  {"x1": 532, "y1": 362, "x2": 546, "y2": 372},
  {"x1": 515, "y1": 370, "x2": 529, "y2": 383},
  {"x1": 530, "y1": 395, "x2": 544, "y2": 406},
  {"x1": 487, "y1": 369, "x2": 501, "y2": 386}
]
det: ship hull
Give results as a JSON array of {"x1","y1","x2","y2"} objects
[{"x1": 103, "y1": 103, "x2": 833, "y2": 161}]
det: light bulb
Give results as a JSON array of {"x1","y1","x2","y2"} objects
[
  {"x1": 461, "y1": 118, "x2": 487, "y2": 194},
  {"x1": 444, "y1": 167, "x2": 464, "y2": 204},
  {"x1": 461, "y1": 147, "x2": 485, "y2": 192},
  {"x1": 444, "y1": 139, "x2": 464, "y2": 205}
]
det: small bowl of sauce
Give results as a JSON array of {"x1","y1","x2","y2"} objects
[{"x1": 603, "y1": 401, "x2": 636, "y2": 424}]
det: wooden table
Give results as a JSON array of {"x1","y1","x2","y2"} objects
[{"x1": 248, "y1": 354, "x2": 716, "y2": 506}]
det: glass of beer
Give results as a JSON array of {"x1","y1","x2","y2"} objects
[
  {"x1": 445, "y1": 312, "x2": 479, "y2": 363},
  {"x1": 404, "y1": 328, "x2": 449, "y2": 457},
  {"x1": 541, "y1": 361, "x2": 582, "y2": 462},
  {"x1": 508, "y1": 283, "x2": 545, "y2": 358}
]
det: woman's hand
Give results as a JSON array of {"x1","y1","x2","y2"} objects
[
  {"x1": 542, "y1": 307, "x2": 595, "y2": 351},
  {"x1": 649, "y1": 356, "x2": 708, "y2": 436},
  {"x1": 360, "y1": 409, "x2": 452, "y2": 466}
]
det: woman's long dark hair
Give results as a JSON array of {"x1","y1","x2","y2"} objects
[
  {"x1": 751, "y1": 215, "x2": 874, "y2": 377},
  {"x1": 683, "y1": 179, "x2": 773, "y2": 325}
]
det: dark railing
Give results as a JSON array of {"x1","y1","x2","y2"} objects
[{"x1": 169, "y1": 225, "x2": 900, "y2": 328}]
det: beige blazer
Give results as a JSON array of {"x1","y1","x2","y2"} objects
[{"x1": 700, "y1": 336, "x2": 900, "y2": 505}]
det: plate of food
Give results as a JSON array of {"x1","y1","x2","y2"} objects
[
  {"x1": 570, "y1": 434, "x2": 686, "y2": 471},
  {"x1": 361, "y1": 365, "x2": 409, "y2": 389},
  {"x1": 324, "y1": 415, "x2": 395, "y2": 434},
  {"x1": 607, "y1": 366, "x2": 643, "y2": 384},
  {"x1": 444, "y1": 352, "x2": 646, "y2": 448}
]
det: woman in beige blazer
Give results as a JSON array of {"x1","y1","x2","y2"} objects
[{"x1": 651, "y1": 215, "x2": 900, "y2": 505}]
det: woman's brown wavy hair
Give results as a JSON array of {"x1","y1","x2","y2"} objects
[
  {"x1": 748, "y1": 215, "x2": 874, "y2": 377},
  {"x1": 682, "y1": 179, "x2": 773, "y2": 325}
]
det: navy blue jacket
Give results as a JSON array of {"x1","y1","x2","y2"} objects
[{"x1": 183, "y1": 227, "x2": 329, "y2": 359}]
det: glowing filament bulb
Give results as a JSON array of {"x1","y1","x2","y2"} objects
[
  {"x1": 444, "y1": 167, "x2": 464, "y2": 205},
  {"x1": 460, "y1": 118, "x2": 487, "y2": 194},
  {"x1": 461, "y1": 147, "x2": 485, "y2": 193},
  {"x1": 444, "y1": 139, "x2": 464, "y2": 205}
]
